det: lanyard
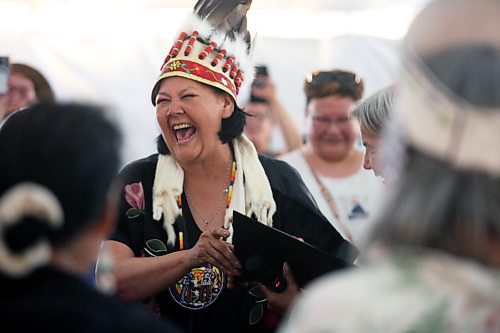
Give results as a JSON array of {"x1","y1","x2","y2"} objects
[{"x1": 302, "y1": 153, "x2": 354, "y2": 243}]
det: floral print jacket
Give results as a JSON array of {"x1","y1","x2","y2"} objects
[{"x1": 279, "y1": 249, "x2": 500, "y2": 333}]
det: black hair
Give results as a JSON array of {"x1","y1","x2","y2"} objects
[
  {"x1": 156, "y1": 87, "x2": 247, "y2": 155},
  {"x1": 0, "y1": 102, "x2": 122, "y2": 252}
]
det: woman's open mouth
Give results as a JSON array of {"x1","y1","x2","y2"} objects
[{"x1": 172, "y1": 123, "x2": 197, "y2": 144}]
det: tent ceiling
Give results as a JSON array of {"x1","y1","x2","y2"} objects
[
  {"x1": 0, "y1": 0, "x2": 429, "y2": 40},
  {"x1": 5, "y1": 0, "x2": 431, "y2": 11}
]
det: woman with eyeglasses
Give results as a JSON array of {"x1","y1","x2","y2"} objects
[{"x1": 280, "y1": 70, "x2": 384, "y2": 245}]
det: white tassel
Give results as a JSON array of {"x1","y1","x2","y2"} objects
[
  {"x1": 152, "y1": 135, "x2": 276, "y2": 246},
  {"x1": 153, "y1": 155, "x2": 184, "y2": 247},
  {"x1": 236, "y1": 135, "x2": 276, "y2": 226}
]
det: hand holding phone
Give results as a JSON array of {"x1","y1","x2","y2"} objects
[
  {"x1": 252, "y1": 65, "x2": 268, "y2": 88},
  {"x1": 0, "y1": 56, "x2": 9, "y2": 95}
]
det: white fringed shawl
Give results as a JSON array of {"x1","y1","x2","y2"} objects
[{"x1": 152, "y1": 135, "x2": 276, "y2": 247}]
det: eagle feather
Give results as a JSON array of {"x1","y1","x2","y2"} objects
[{"x1": 193, "y1": 0, "x2": 252, "y2": 50}]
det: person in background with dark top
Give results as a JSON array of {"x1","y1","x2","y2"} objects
[
  {"x1": 244, "y1": 65, "x2": 302, "y2": 156},
  {"x1": 2, "y1": 63, "x2": 55, "y2": 120},
  {"x1": 350, "y1": 84, "x2": 395, "y2": 179},
  {"x1": 279, "y1": 0, "x2": 500, "y2": 331},
  {"x1": 99, "y1": 1, "x2": 357, "y2": 332},
  {"x1": 0, "y1": 102, "x2": 182, "y2": 332}
]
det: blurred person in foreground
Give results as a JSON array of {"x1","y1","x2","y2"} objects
[
  {"x1": 99, "y1": 1, "x2": 357, "y2": 332},
  {"x1": 244, "y1": 65, "x2": 302, "y2": 157},
  {"x1": 351, "y1": 84, "x2": 396, "y2": 179},
  {"x1": 280, "y1": 69, "x2": 384, "y2": 245},
  {"x1": 0, "y1": 103, "x2": 181, "y2": 332},
  {"x1": 279, "y1": 0, "x2": 500, "y2": 332}
]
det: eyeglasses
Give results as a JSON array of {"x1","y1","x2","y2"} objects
[
  {"x1": 8, "y1": 85, "x2": 31, "y2": 98},
  {"x1": 306, "y1": 71, "x2": 361, "y2": 87},
  {"x1": 311, "y1": 115, "x2": 351, "y2": 128}
]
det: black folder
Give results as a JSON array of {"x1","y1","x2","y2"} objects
[{"x1": 232, "y1": 211, "x2": 352, "y2": 290}]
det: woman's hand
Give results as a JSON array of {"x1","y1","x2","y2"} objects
[
  {"x1": 188, "y1": 227, "x2": 242, "y2": 278},
  {"x1": 259, "y1": 262, "x2": 300, "y2": 315}
]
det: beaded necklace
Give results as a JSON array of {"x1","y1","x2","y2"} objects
[{"x1": 177, "y1": 160, "x2": 237, "y2": 230}]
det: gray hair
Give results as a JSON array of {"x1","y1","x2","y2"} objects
[
  {"x1": 367, "y1": 45, "x2": 500, "y2": 265},
  {"x1": 351, "y1": 85, "x2": 395, "y2": 134}
]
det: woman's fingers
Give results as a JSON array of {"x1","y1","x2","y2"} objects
[
  {"x1": 205, "y1": 241, "x2": 241, "y2": 276},
  {"x1": 194, "y1": 228, "x2": 241, "y2": 276},
  {"x1": 210, "y1": 228, "x2": 242, "y2": 270},
  {"x1": 258, "y1": 262, "x2": 300, "y2": 315},
  {"x1": 211, "y1": 227, "x2": 230, "y2": 240},
  {"x1": 282, "y1": 262, "x2": 298, "y2": 289}
]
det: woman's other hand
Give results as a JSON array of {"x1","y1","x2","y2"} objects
[{"x1": 259, "y1": 262, "x2": 300, "y2": 315}]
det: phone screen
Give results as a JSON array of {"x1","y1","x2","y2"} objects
[
  {"x1": 255, "y1": 65, "x2": 268, "y2": 77},
  {"x1": 252, "y1": 65, "x2": 268, "y2": 88},
  {"x1": 0, "y1": 56, "x2": 9, "y2": 95}
]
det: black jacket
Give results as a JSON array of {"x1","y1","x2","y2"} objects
[
  {"x1": 0, "y1": 267, "x2": 182, "y2": 333},
  {"x1": 112, "y1": 153, "x2": 357, "y2": 333}
]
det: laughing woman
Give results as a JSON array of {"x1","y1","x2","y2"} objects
[{"x1": 100, "y1": 1, "x2": 357, "y2": 333}]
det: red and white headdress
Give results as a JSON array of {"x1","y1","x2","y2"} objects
[{"x1": 151, "y1": 0, "x2": 254, "y2": 106}]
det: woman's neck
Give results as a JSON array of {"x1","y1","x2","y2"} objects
[
  {"x1": 302, "y1": 144, "x2": 363, "y2": 178},
  {"x1": 181, "y1": 144, "x2": 233, "y2": 179},
  {"x1": 181, "y1": 144, "x2": 234, "y2": 230},
  {"x1": 182, "y1": 144, "x2": 233, "y2": 190}
]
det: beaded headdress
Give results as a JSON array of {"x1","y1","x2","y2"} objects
[{"x1": 151, "y1": 0, "x2": 254, "y2": 106}]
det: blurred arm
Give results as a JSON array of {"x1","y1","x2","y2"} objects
[{"x1": 252, "y1": 77, "x2": 302, "y2": 153}]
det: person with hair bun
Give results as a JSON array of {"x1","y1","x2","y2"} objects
[
  {"x1": 280, "y1": 69, "x2": 384, "y2": 245},
  {"x1": 0, "y1": 102, "x2": 181, "y2": 332}
]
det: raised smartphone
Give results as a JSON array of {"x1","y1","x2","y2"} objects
[{"x1": 0, "y1": 56, "x2": 9, "y2": 95}]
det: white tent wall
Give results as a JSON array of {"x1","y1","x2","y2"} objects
[{"x1": 0, "y1": 1, "x2": 420, "y2": 164}]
